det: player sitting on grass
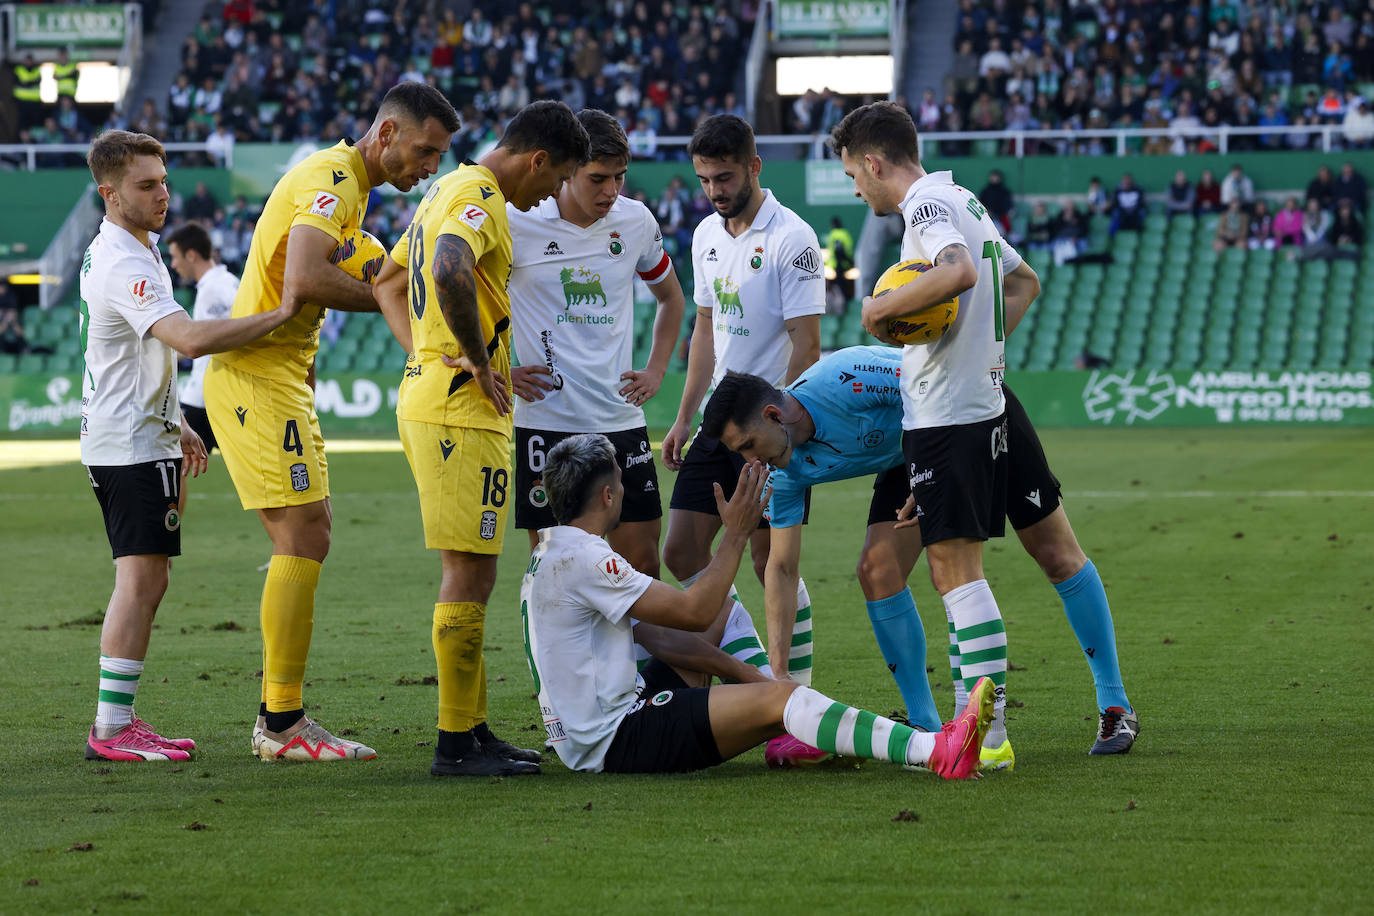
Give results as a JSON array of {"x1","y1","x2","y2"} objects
[
  {"x1": 519, "y1": 433, "x2": 995, "y2": 777},
  {"x1": 705, "y1": 349, "x2": 1139, "y2": 762}
]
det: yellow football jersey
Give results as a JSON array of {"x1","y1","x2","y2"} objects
[
  {"x1": 393, "y1": 163, "x2": 513, "y2": 434},
  {"x1": 216, "y1": 140, "x2": 369, "y2": 380}
]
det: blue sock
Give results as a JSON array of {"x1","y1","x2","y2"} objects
[
  {"x1": 1054, "y1": 558, "x2": 1131, "y2": 712},
  {"x1": 866, "y1": 589, "x2": 941, "y2": 731}
]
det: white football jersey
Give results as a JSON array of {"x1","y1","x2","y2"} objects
[
  {"x1": 520, "y1": 525, "x2": 654, "y2": 773},
  {"x1": 79, "y1": 218, "x2": 185, "y2": 466},
  {"x1": 509, "y1": 195, "x2": 673, "y2": 432},
  {"x1": 179, "y1": 263, "x2": 238, "y2": 408},
  {"x1": 897, "y1": 171, "x2": 1023, "y2": 429},
  {"x1": 692, "y1": 189, "x2": 825, "y2": 394}
]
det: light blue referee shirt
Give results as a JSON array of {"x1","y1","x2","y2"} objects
[{"x1": 768, "y1": 345, "x2": 906, "y2": 528}]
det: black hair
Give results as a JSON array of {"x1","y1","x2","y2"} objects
[
  {"x1": 577, "y1": 108, "x2": 630, "y2": 166},
  {"x1": 167, "y1": 221, "x2": 213, "y2": 260},
  {"x1": 378, "y1": 81, "x2": 461, "y2": 133},
  {"x1": 828, "y1": 101, "x2": 917, "y2": 166},
  {"x1": 687, "y1": 114, "x2": 757, "y2": 163},
  {"x1": 701, "y1": 371, "x2": 784, "y2": 440},
  {"x1": 498, "y1": 100, "x2": 591, "y2": 167}
]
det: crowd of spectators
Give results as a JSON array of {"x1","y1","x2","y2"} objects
[
  {"x1": 115, "y1": 0, "x2": 753, "y2": 159},
  {"x1": 1012, "y1": 159, "x2": 1367, "y2": 263},
  {"x1": 931, "y1": 0, "x2": 1374, "y2": 154}
]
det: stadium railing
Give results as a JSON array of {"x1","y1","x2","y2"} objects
[
  {"x1": 636, "y1": 124, "x2": 1348, "y2": 160},
  {"x1": 0, "y1": 140, "x2": 232, "y2": 170}
]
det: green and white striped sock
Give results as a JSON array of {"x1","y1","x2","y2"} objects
[
  {"x1": 783, "y1": 685, "x2": 937, "y2": 766},
  {"x1": 947, "y1": 609, "x2": 967, "y2": 715},
  {"x1": 944, "y1": 580, "x2": 1007, "y2": 745},
  {"x1": 788, "y1": 579, "x2": 814, "y2": 685},
  {"x1": 95, "y1": 655, "x2": 143, "y2": 735},
  {"x1": 720, "y1": 586, "x2": 773, "y2": 679}
]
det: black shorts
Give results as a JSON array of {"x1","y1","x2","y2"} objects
[
  {"x1": 181, "y1": 403, "x2": 217, "y2": 452},
  {"x1": 1002, "y1": 384, "x2": 1062, "y2": 531},
  {"x1": 87, "y1": 458, "x2": 183, "y2": 559},
  {"x1": 602, "y1": 659, "x2": 723, "y2": 774},
  {"x1": 669, "y1": 432, "x2": 808, "y2": 528},
  {"x1": 866, "y1": 463, "x2": 912, "y2": 527},
  {"x1": 902, "y1": 410, "x2": 1008, "y2": 546},
  {"x1": 514, "y1": 426, "x2": 662, "y2": 530}
]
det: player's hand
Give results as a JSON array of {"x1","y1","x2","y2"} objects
[
  {"x1": 894, "y1": 493, "x2": 921, "y2": 530},
  {"x1": 714, "y1": 458, "x2": 772, "y2": 537},
  {"x1": 441, "y1": 353, "x2": 511, "y2": 416},
  {"x1": 512, "y1": 365, "x2": 557, "y2": 402},
  {"x1": 860, "y1": 295, "x2": 899, "y2": 345},
  {"x1": 662, "y1": 420, "x2": 691, "y2": 471},
  {"x1": 619, "y1": 366, "x2": 664, "y2": 406},
  {"x1": 277, "y1": 290, "x2": 306, "y2": 323},
  {"x1": 180, "y1": 424, "x2": 209, "y2": 479}
]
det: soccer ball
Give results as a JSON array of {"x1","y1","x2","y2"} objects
[
  {"x1": 331, "y1": 228, "x2": 387, "y2": 284},
  {"x1": 872, "y1": 258, "x2": 959, "y2": 345}
]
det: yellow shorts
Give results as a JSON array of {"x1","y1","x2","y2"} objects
[
  {"x1": 398, "y1": 418, "x2": 512, "y2": 554},
  {"x1": 203, "y1": 359, "x2": 329, "y2": 510}
]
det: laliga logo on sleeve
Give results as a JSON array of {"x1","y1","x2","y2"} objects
[
  {"x1": 127, "y1": 277, "x2": 159, "y2": 309},
  {"x1": 309, "y1": 192, "x2": 340, "y2": 219}
]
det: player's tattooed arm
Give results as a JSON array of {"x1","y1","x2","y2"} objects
[
  {"x1": 432, "y1": 233, "x2": 486, "y2": 366},
  {"x1": 934, "y1": 242, "x2": 973, "y2": 270}
]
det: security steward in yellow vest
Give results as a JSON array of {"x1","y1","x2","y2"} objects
[
  {"x1": 12, "y1": 54, "x2": 42, "y2": 129},
  {"x1": 53, "y1": 50, "x2": 78, "y2": 101}
]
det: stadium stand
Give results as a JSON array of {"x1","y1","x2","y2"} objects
[
  {"x1": 921, "y1": 0, "x2": 1374, "y2": 155},
  {"x1": 3, "y1": 1, "x2": 1372, "y2": 384}
]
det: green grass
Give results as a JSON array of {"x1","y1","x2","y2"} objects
[{"x1": 2, "y1": 427, "x2": 1373, "y2": 913}]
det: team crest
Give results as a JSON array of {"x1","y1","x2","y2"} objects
[
  {"x1": 479, "y1": 510, "x2": 498, "y2": 540},
  {"x1": 749, "y1": 247, "x2": 764, "y2": 271},
  {"x1": 289, "y1": 462, "x2": 310, "y2": 492},
  {"x1": 529, "y1": 481, "x2": 548, "y2": 508},
  {"x1": 651, "y1": 690, "x2": 673, "y2": 706},
  {"x1": 607, "y1": 231, "x2": 624, "y2": 259},
  {"x1": 164, "y1": 506, "x2": 181, "y2": 531}
]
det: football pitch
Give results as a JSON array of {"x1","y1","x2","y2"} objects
[{"x1": 2, "y1": 426, "x2": 1371, "y2": 913}]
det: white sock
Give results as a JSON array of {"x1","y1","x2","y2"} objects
[
  {"x1": 720, "y1": 590, "x2": 773, "y2": 679},
  {"x1": 788, "y1": 578, "x2": 814, "y2": 685},
  {"x1": 95, "y1": 655, "x2": 144, "y2": 736},
  {"x1": 782, "y1": 685, "x2": 937, "y2": 765},
  {"x1": 944, "y1": 579, "x2": 1008, "y2": 746}
]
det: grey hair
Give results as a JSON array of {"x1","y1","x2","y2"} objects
[{"x1": 545, "y1": 434, "x2": 618, "y2": 525}]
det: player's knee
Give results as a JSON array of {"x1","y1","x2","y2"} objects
[
  {"x1": 749, "y1": 550, "x2": 768, "y2": 585},
  {"x1": 1022, "y1": 526, "x2": 1086, "y2": 583},
  {"x1": 855, "y1": 550, "x2": 902, "y2": 600},
  {"x1": 662, "y1": 537, "x2": 704, "y2": 582}
]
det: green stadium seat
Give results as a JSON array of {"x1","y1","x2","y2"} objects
[
  {"x1": 0, "y1": 353, "x2": 16, "y2": 372},
  {"x1": 16, "y1": 354, "x2": 45, "y2": 373}
]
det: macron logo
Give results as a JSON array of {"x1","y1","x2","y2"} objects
[
  {"x1": 439, "y1": 439, "x2": 456, "y2": 461},
  {"x1": 1026, "y1": 489, "x2": 1041, "y2": 508}
]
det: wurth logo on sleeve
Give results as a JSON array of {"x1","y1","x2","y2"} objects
[{"x1": 309, "y1": 192, "x2": 340, "y2": 219}]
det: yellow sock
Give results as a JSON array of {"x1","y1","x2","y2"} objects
[
  {"x1": 433, "y1": 602, "x2": 485, "y2": 733},
  {"x1": 261, "y1": 555, "x2": 321, "y2": 714}
]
